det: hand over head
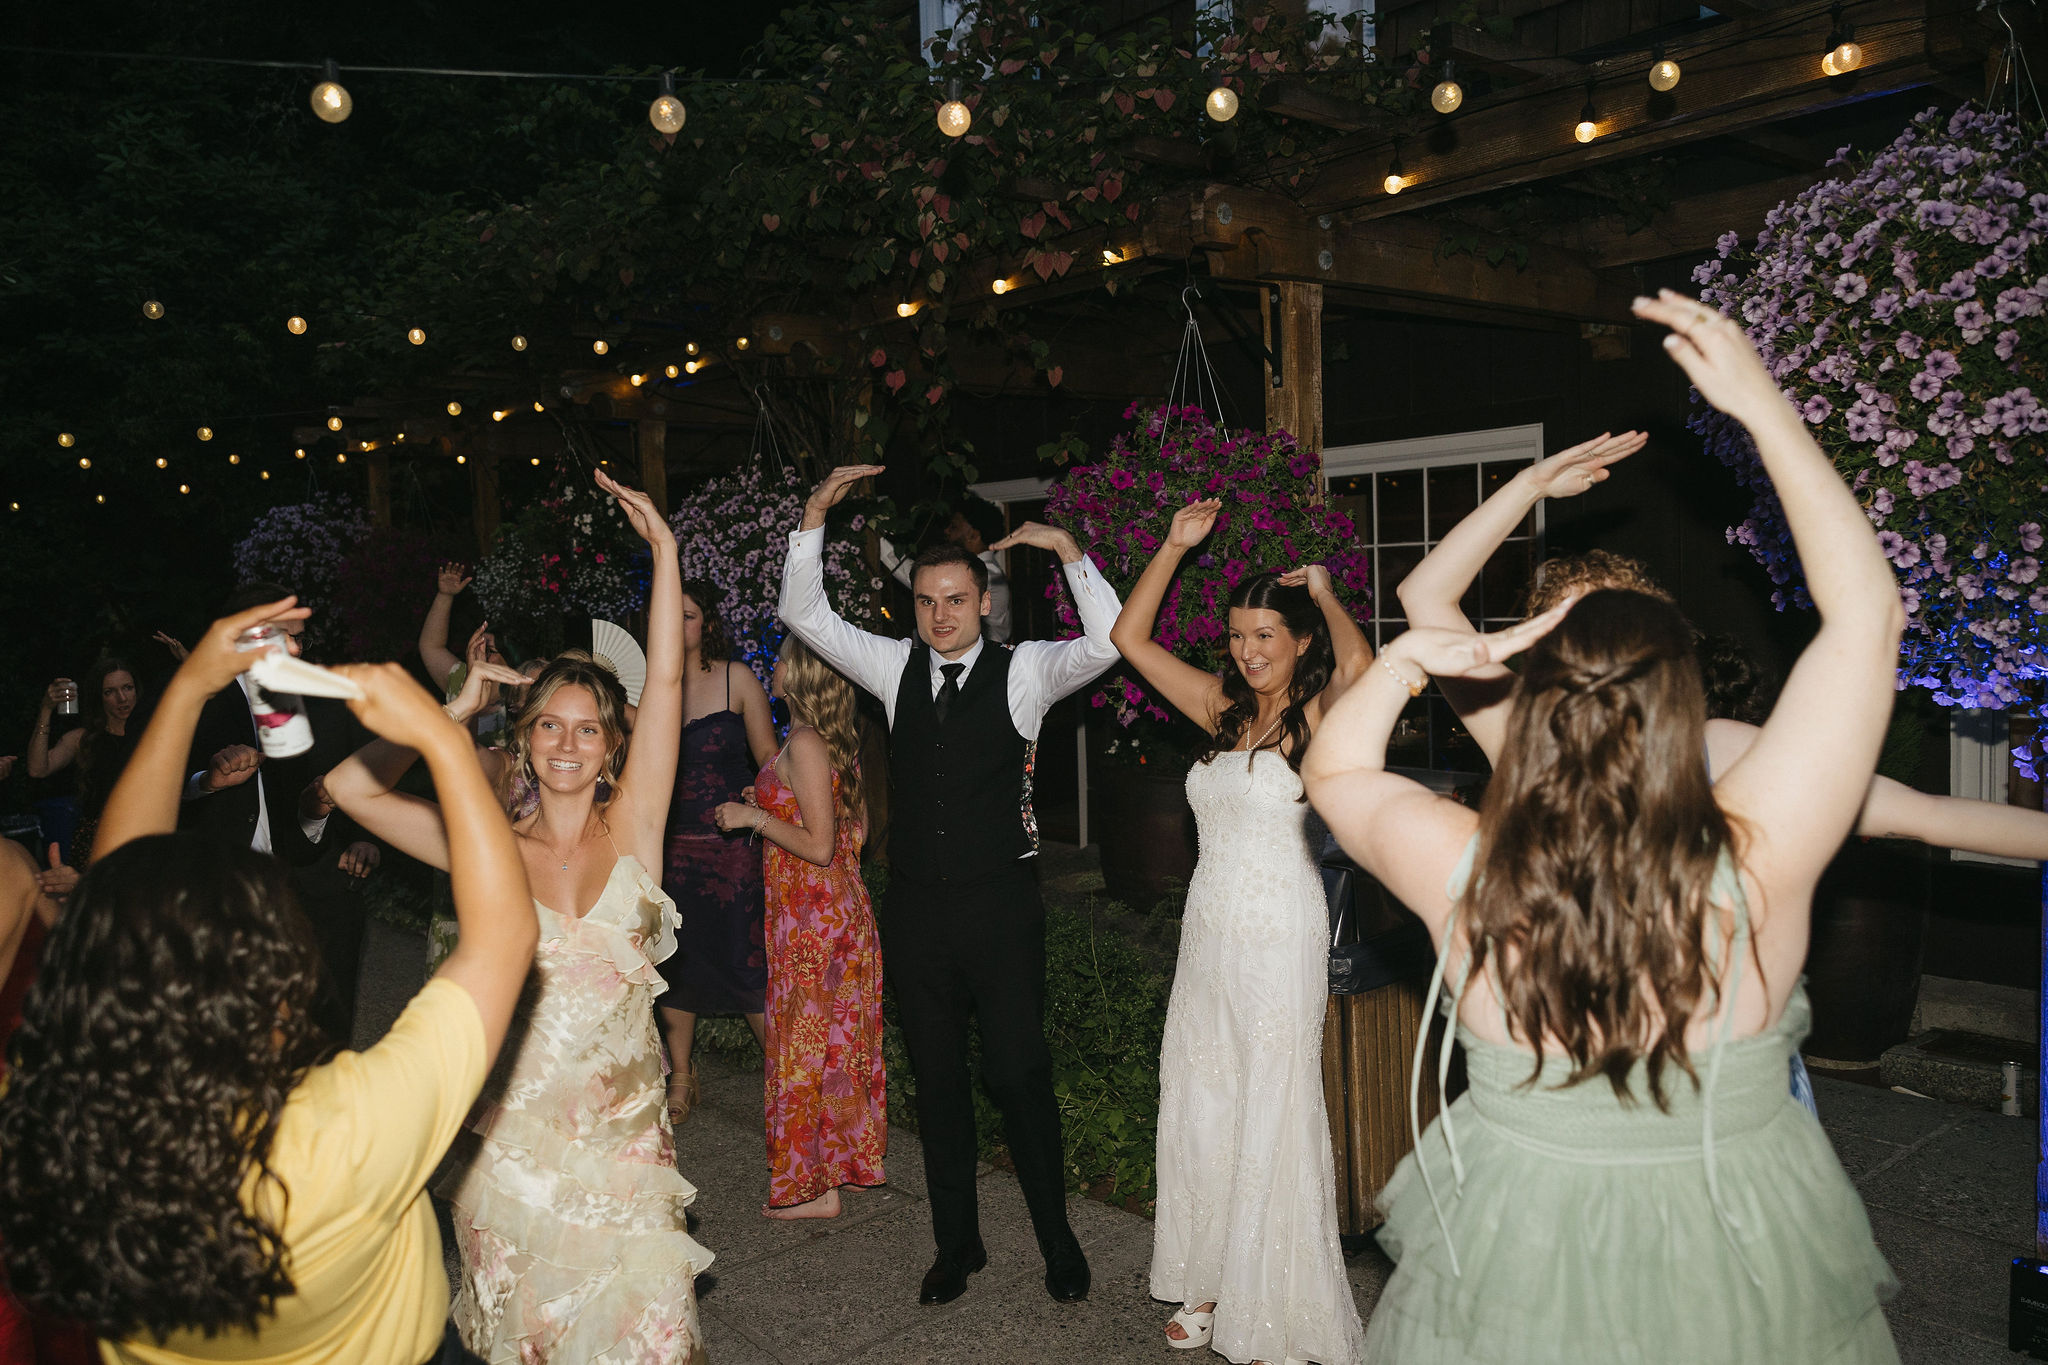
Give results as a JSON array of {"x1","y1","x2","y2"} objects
[
  {"x1": 1526, "y1": 431, "x2": 1647, "y2": 500},
  {"x1": 1385, "y1": 598, "x2": 1576, "y2": 681},
  {"x1": 1277, "y1": 563, "x2": 1334, "y2": 598},
  {"x1": 151, "y1": 630, "x2": 190, "y2": 662},
  {"x1": 1165, "y1": 498, "x2": 1222, "y2": 550},
  {"x1": 1633, "y1": 291, "x2": 1782, "y2": 420},
  {"x1": 989, "y1": 520, "x2": 1083, "y2": 563},
  {"x1": 446, "y1": 660, "x2": 529, "y2": 723},
  {"x1": 329, "y1": 662, "x2": 465, "y2": 752},
  {"x1": 596, "y1": 468, "x2": 675, "y2": 549},
  {"x1": 179, "y1": 597, "x2": 310, "y2": 696},
  {"x1": 803, "y1": 465, "x2": 885, "y2": 526}
]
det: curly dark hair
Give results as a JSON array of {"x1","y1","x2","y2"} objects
[
  {"x1": 0, "y1": 833, "x2": 330, "y2": 1340},
  {"x1": 1196, "y1": 572, "x2": 1333, "y2": 796},
  {"x1": 1697, "y1": 633, "x2": 1776, "y2": 725},
  {"x1": 678, "y1": 578, "x2": 732, "y2": 669}
]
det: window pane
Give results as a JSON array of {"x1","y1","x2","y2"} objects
[
  {"x1": 1427, "y1": 464, "x2": 1480, "y2": 541},
  {"x1": 1376, "y1": 469, "x2": 1424, "y2": 543}
]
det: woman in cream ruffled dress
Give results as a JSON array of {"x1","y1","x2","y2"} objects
[{"x1": 331, "y1": 469, "x2": 712, "y2": 1363}]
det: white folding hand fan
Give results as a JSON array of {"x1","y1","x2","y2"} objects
[{"x1": 591, "y1": 619, "x2": 648, "y2": 707}]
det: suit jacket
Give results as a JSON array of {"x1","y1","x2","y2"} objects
[{"x1": 178, "y1": 684, "x2": 327, "y2": 866}]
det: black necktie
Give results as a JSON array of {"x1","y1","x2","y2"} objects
[{"x1": 935, "y1": 663, "x2": 965, "y2": 724}]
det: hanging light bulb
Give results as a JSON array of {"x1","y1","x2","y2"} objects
[
  {"x1": 1383, "y1": 139, "x2": 1406, "y2": 196},
  {"x1": 336, "y1": 453, "x2": 347, "y2": 464},
  {"x1": 294, "y1": 447, "x2": 306, "y2": 459},
  {"x1": 1822, "y1": 8, "x2": 1863, "y2": 73},
  {"x1": 156, "y1": 457, "x2": 168, "y2": 468},
  {"x1": 179, "y1": 483, "x2": 191, "y2": 494},
  {"x1": 593, "y1": 339, "x2": 609, "y2": 355},
  {"x1": 327, "y1": 415, "x2": 344, "y2": 431},
  {"x1": 1430, "y1": 60, "x2": 1464, "y2": 114},
  {"x1": 684, "y1": 360, "x2": 700, "y2": 374},
  {"x1": 76, "y1": 457, "x2": 90, "y2": 470},
  {"x1": 735, "y1": 336, "x2": 750, "y2": 351},
  {"x1": 260, "y1": 470, "x2": 271, "y2": 480},
  {"x1": 8, "y1": 503, "x2": 17, "y2": 512},
  {"x1": 649, "y1": 71, "x2": 688, "y2": 134},
  {"x1": 492, "y1": 410, "x2": 507, "y2": 422},
  {"x1": 1648, "y1": 46, "x2": 1682, "y2": 91},
  {"x1": 447, "y1": 401, "x2": 462, "y2": 416},
  {"x1": 511, "y1": 334, "x2": 528, "y2": 351},
  {"x1": 457, "y1": 454, "x2": 467, "y2": 465},
  {"x1": 310, "y1": 60, "x2": 352, "y2": 124},
  {"x1": 287, "y1": 315, "x2": 308, "y2": 334},
  {"x1": 1205, "y1": 79, "x2": 1240, "y2": 123},
  {"x1": 533, "y1": 400, "x2": 545, "y2": 412},
  {"x1": 665, "y1": 363, "x2": 680, "y2": 378},
  {"x1": 685, "y1": 341, "x2": 699, "y2": 356},
  {"x1": 530, "y1": 457, "x2": 541, "y2": 466},
  {"x1": 992, "y1": 278, "x2": 1011, "y2": 295},
  {"x1": 143, "y1": 298, "x2": 164, "y2": 320},
  {"x1": 196, "y1": 426, "x2": 213, "y2": 441},
  {"x1": 407, "y1": 326, "x2": 426, "y2": 345},
  {"x1": 630, "y1": 373, "x2": 646, "y2": 386},
  {"x1": 1574, "y1": 84, "x2": 1600, "y2": 143},
  {"x1": 228, "y1": 453, "x2": 240, "y2": 465},
  {"x1": 57, "y1": 433, "x2": 74, "y2": 447},
  {"x1": 896, "y1": 301, "x2": 918, "y2": 318},
  {"x1": 96, "y1": 494, "x2": 106, "y2": 504},
  {"x1": 937, "y1": 79, "x2": 972, "y2": 138}
]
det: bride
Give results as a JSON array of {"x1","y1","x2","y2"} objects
[
  {"x1": 1109, "y1": 499, "x2": 1373, "y2": 1365},
  {"x1": 329, "y1": 469, "x2": 712, "y2": 1363}
]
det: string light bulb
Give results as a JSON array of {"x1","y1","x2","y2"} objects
[
  {"x1": 937, "y1": 79, "x2": 971, "y2": 138},
  {"x1": 530, "y1": 457, "x2": 541, "y2": 466},
  {"x1": 196, "y1": 426, "x2": 213, "y2": 441},
  {"x1": 260, "y1": 470, "x2": 270, "y2": 480},
  {"x1": 735, "y1": 336, "x2": 750, "y2": 351},
  {"x1": 287, "y1": 315, "x2": 308, "y2": 334},
  {"x1": 630, "y1": 373, "x2": 645, "y2": 386},
  {"x1": 533, "y1": 400, "x2": 545, "y2": 412},
  {"x1": 76, "y1": 457, "x2": 90, "y2": 470},
  {"x1": 492, "y1": 410, "x2": 507, "y2": 421},
  {"x1": 1205, "y1": 79, "x2": 1239, "y2": 123},
  {"x1": 592, "y1": 339, "x2": 609, "y2": 355},
  {"x1": 896, "y1": 301, "x2": 917, "y2": 318},
  {"x1": 992, "y1": 278, "x2": 1011, "y2": 294},
  {"x1": 447, "y1": 401, "x2": 462, "y2": 416},
  {"x1": 57, "y1": 433, "x2": 74, "y2": 447},
  {"x1": 228, "y1": 453, "x2": 240, "y2": 464},
  {"x1": 1649, "y1": 47, "x2": 1682, "y2": 91},
  {"x1": 310, "y1": 60, "x2": 352, "y2": 123},
  {"x1": 96, "y1": 494, "x2": 106, "y2": 504},
  {"x1": 407, "y1": 326, "x2": 426, "y2": 345},
  {"x1": 156, "y1": 457, "x2": 168, "y2": 468},
  {"x1": 294, "y1": 447, "x2": 306, "y2": 459},
  {"x1": 685, "y1": 342, "x2": 699, "y2": 356},
  {"x1": 178, "y1": 483, "x2": 191, "y2": 494},
  {"x1": 336, "y1": 453, "x2": 347, "y2": 464},
  {"x1": 1573, "y1": 83, "x2": 1600, "y2": 143},
  {"x1": 1383, "y1": 139, "x2": 1406, "y2": 196},
  {"x1": 327, "y1": 415, "x2": 344, "y2": 431},
  {"x1": 457, "y1": 454, "x2": 467, "y2": 465},
  {"x1": 8, "y1": 503, "x2": 16, "y2": 512},
  {"x1": 1823, "y1": 9, "x2": 1862, "y2": 73},
  {"x1": 684, "y1": 360, "x2": 699, "y2": 374},
  {"x1": 1430, "y1": 60, "x2": 1464, "y2": 114},
  {"x1": 511, "y1": 334, "x2": 528, "y2": 351},
  {"x1": 143, "y1": 299, "x2": 164, "y2": 320},
  {"x1": 649, "y1": 71, "x2": 687, "y2": 134},
  {"x1": 665, "y1": 364, "x2": 680, "y2": 378}
]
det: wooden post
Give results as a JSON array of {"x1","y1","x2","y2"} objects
[
  {"x1": 365, "y1": 449, "x2": 392, "y2": 528},
  {"x1": 471, "y1": 452, "x2": 501, "y2": 555},
  {"x1": 1262, "y1": 280, "x2": 1325, "y2": 500},
  {"x1": 637, "y1": 418, "x2": 669, "y2": 517}
]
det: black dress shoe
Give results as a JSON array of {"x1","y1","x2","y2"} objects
[
  {"x1": 918, "y1": 1246, "x2": 988, "y2": 1305},
  {"x1": 1043, "y1": 1247, "x2": 1090, "y2": 1302}
]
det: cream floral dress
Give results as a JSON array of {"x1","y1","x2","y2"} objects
[{"x1": 438, "y1": 855, "x2": 714, "y2": 1363}]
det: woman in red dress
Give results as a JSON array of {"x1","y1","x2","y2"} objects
[{"x1": 716, "y1": 636, "x2": 885, "y2": 1219}]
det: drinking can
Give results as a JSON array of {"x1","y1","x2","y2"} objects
[
  {"x1": 235, "y1": 624, "x2": 314, "y2": 759},
  {"x1": 53, "y1": 681, "x2": 78, "y2": 717}
]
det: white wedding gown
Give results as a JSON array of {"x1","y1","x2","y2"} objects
[{"x1": 1151, "y1": 749, "x2": 1366, "y2": 1365}]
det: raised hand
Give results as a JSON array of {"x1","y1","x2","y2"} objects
[
  {"x1": 990, "y1": 520, "x2": 1084, "y2": 565},
  {"x1": 595, "y1": 468, "x2": 675, "y2": 549},
  {"x1": 1525, "y1": 431, "x2": 1647, "y2": 501},
  {"x1": 437, "y1": 562, "x2": 473, "y2": 596},
  {"x1": 1633, "y1": 290, "x2": 1783, "y2": 420},
  {"x1": 446, "y1": 661, "x2": 528, "y2": 724},
  {"x1": 1382, "y1": 599, "x2": 1575, "y2": 683},
  {"x1": 205, "y1": 744, "x2": 262, "y2": 792},
  {"x1": 151, "y1": 630, "x2": 190, "y2": 662},
  {"x1": 802, "y1": 464, "x2": 885, "y2": 530},
  {"x1": 1165, "y1": 498, "x2": 1222, "y2": 550},
  {"x1": 329, "y1": 662, "x2": 468, "y2": 754},
  {"x1": 42, "y1": 679, "x2": 75, "y2": 712},
  {"x1": 466, "y1": 621, "x2": 493, "y2": 666},
  {"x1": 1278, "y1": 564, "x2": 1335, "y2": 600},
  {"x1": 180, "y1": 595, "x2": 310, "y2": 696}
]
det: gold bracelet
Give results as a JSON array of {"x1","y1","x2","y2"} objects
[{"x1": 1378, "y1": 654, "x2": 1427, "y2": 698}]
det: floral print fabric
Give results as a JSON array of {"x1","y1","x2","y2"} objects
[{"x1": 757, "y1": 758, "x2": 888, "y2": 1207}]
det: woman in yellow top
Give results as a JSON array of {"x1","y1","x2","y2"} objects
[{"x1": 0, "y1": 594, "x2": 539, "y2": 1365}]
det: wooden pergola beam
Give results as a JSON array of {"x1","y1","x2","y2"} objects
[
  {"x1": 1557, "y1": 169, "x2": 1833, "y2": 266},
  {"x1": 1301, "y1": 0, "x2": 1979, "y2": 219}
]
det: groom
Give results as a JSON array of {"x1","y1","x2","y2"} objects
[{"x1": 779, "y1": 465, "x2": 1123, "y2": 1306}]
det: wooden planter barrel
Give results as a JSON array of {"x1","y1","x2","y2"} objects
[{"x1": 1096, "y1": 760, "x2": 1199, "y2": 911}]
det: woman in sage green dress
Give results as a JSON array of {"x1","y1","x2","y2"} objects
[{"x1": 1303, "y1": 290, "x2": 1901, "y2": 1365}]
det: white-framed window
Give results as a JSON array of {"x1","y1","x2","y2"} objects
[
  {"x1": 1950, "y1": 710, "x2": 2034, "y2": 866},
  {"x1": 1321, "y1": 423, "x2": 1546, "y2": 771}
]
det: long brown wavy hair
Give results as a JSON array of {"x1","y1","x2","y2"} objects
[
  {"x1": 1462, "y1": 589, "x2": 1745, "y2": 1110},
  {"x1": 1197, "y1": 572, "x2": 1333, "y2": 789},
  {"x1": 505, "y1": 650, "x2": 630, "y2": 810},
  {"x1": 777, "y1": 636, "x2": 865, "y2": 832}
]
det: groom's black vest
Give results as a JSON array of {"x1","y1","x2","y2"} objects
[{"x1": 889, "y1": 642, "x2": 1036, "y2": 885}]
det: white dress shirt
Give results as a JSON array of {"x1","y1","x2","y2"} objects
[
  {"x1": 780, "y1": 524, "x2": 1120, "y2": 738},
  {"x1": 877, "y1": 536, "x2": 1013, "y2": 645},
  {"x1": 182, "y1": 674, "x2": 330, "y2": 854}
]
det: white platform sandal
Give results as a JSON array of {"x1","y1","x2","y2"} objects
[{"x1": 1165, "y1": 1306, "x2": 1215, "y2": 1350}]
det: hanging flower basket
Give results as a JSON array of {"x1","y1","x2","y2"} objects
[
  {"x1": 473, "y1": 466, "x2": 648, "y2": 647},
  {"x1": 1045, "y1": 403, "x2": 1371, "y2": 765},
  {"x1": 1693, "y1": 105, "x2": 2048, "y2": 772},
  {"x1": 232, "y1": 492, "x2": 373, "y2": 657}
]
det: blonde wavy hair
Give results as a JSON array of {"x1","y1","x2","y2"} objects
[
  {"x1": 506, "y1": 650, "x2": 631, "y2": 809},
  {"x1": 1524, "y1": 550, "x2": 1672, "y2": 616},
  {"x1": 777, "y1": 636, "x2": 865, "y2": 831}
]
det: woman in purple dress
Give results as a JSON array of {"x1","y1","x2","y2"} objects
[{"x1": 659, "y1": 581, "x2": 779, "y2": 1123}]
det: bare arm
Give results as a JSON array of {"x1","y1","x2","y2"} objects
[
  {"x1": 1636, "y1": 293, "x2": 1907, "y2": 928},
  {"x1": 733, "y1": 662, "x2": 779, "y2": 770},
  {"x1": 1707, "y1": 717, "x2": 2048, "y2": 858},
  {"x1": 718, "y1": 727, "x2": 836, "y2": 866},
  {"x1": 25, "y1": 682, "x2": 83, "y2": 780},
  {"x1": 1105, "y1": 500, "x2": 1227, "y2": 733},
  {"x1": 94, "y1": 599, "x2": 311, "y2": 860},
  {"x1": 418, "y1": 563, "x2": 470, "y2": 692},
  {"x1": 1395, "y1": 431, "x2": 1646, "y2": 764},
  {"x1": 602, "y1": 471, "x2": 683, "y2": 863},
  {"x1": 1285, "y1": 564, "x2": 1374, "y2": 724}
]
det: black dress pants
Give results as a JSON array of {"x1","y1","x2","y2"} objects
[{"x1": 880, "y1": 862, "x2": 1078, "y2": 1264}]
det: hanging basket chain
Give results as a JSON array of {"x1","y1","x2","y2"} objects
[{"x1": 1166, "y1": 285, "x2": 1235, "y2": 436}]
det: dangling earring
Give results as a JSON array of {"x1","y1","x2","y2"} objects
[{"x1": 595, "y1": 774, "x2": 613, "y2": 803}]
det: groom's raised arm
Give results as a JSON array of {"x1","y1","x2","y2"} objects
[
  {"x1": 993, "y1": 522, "x2": 1123, "y2": 707},
  {"x1": 780, "y1": 465, "x2": 911, "y2": 713}
]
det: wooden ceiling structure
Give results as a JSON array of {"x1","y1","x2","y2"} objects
[{"x1": 340, "y1": 0, "x2": 2016, "y2": 542}]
